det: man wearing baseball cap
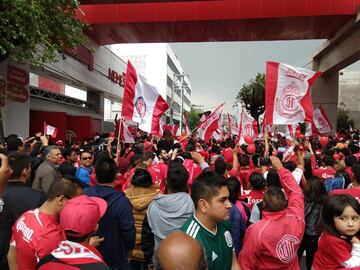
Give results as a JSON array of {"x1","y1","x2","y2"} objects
[{"x1": 37, "y1": 195, "x2": 110, "y2": 270}]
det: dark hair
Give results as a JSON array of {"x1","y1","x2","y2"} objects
[
  {"x1": 266, "y1": 169, "x2": 281, "y2": 188},
  {"x1": 251, "y1": 154, "x2": 261, "y2": 167},
  {"x1": 8, "y1": 152, "x2": 30, "y2": 179},
  {"x1": 143, "y1": 151, "x2": 155, "y2": 162},
  {"x1": 239, "y1": 155, "x2": 250, "y2": 166},
  {"x1": 59, "y1": 162, "x2": 77, "y2": 179},
  {"x1": 345, "y1": 155, "x2": 357, "y2": 167},
  {"x1": 214, "y1": 158, "x2": 226, "y2": 175},
  {"x1": 80, "y1": 151, "x2": 92, "y2": 159},
  {"x1": 47, "y1": 178, "x2": 78, "y2": 201},
  {"x1": 95, "y1": 158, "x2": 117, "y2": 183},
  {"x1": 322, "y1": 194, "x2": 360, "y2": 237},
  {"x1": 304, "y1": 158, "x2": 313, "y2": 180},
  {"x1": 62, "y1": 147, "x2": 75, "y2": 159},
  {"x1": 191, "y1": 172, "x2": 228, "y2": 209},
  {"x1": 263, "y1": 186, "x2": 287, "y2": 212},
  {"x1": 132, "y1": 168, "x2": 152, "y2": 188},
  {"x1": 166, "y1": 162, "x2": 189, "y2": 193},
  {"x1": 93, "y1": 150, "x2": 110, "y2": 167},
  {"x1": 227, "y1": 177, "x2": 241, "y2": 204},
  {"x1": 6, "y1": 137, "x2": 23, "y2": 152},
  {"x1": 352, "y1": 164, "x2": 360, "y2": 185},
  {"x1": 283, "y1": 161, "x2": 296, "y2": 172},
  {"x1": 322, "y1": 155, "x2": 335, "y2": 167},
  {"x1": 303, "y1": 176, "x2": 328, "y2": 203},
  {"x1": 249, "y1": 172, "x2": 267, "y2": 190}
]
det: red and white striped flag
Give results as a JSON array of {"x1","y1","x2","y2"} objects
[
  {"x1": 265, "y1": 61, "x2": 322, "y2": 125},
  {"x1": 121, "y1": 61, "x2": 169, "y2": 135},
  {"x1": 238, "y1": 108, "x2": 257, "y2": 143},
  {"x1": 197, "y1": 103, "x2": 224, "y2": 143},
  {"x1": 120, "y1": 121, "x2": 135, "y2": 143},
  {"x1": 44, "y1": 122, "x2": 58, "y2": 138},
  {"x1": 313, "y1": 105, "x2": 333, "y2": 135}
]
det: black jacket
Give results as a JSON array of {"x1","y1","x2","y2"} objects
[{"x1": 0, "y1": 181, "x2": 46, "y2": 270}]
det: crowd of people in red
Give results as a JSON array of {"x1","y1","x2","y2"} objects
[{"x1": 0, "y1": 127, "x2": 360, "y2": 270}]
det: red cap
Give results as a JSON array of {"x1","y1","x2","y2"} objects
[{"x1": 60, "y1": 195, "x2": 107, "y2": 237}]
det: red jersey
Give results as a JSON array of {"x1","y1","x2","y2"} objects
[
  {"x1": 311, "y1": 155, "x2": 336, "y2": 180},
  {"x1": 240, "y1": 189, "x2": 264, "y2": 210},
  {"x1": 313, "y1": 231, "x2": 353, "y2": 270},
  {"x1": 182, "y1": 159, "x2": 202, "y2": 186},
  {"x1": 330, "y1": 187, "x2": 360, "y2": 203},
  {"x1": 11, "y1": 208, "x2": 65, "y2": 270},
  {"x1": 151, "y1": 162, "x2": 168, "y2": 193}
]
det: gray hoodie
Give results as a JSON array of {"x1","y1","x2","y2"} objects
[{"x1": 147, "y1": 192, "x2": 195, "y2": 250}]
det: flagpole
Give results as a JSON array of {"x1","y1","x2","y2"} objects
[{"x1": 117, "y1": 118, "x2": 122, "y2": 153}]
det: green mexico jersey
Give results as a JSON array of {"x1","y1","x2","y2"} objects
[{"x1": 181, "y1": 214, "x2": 233, "y2": 270}]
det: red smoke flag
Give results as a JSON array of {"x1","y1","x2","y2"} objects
[
  {"x1": 44, "y1": 122, "x2": 58, "y2": 138},
  {"x1": 120, "y1": 121, "x2": 135, "y2": 143},
  {"x1": 265, "y1": 61, "x2": 322, "y2": 125},
  {"x1": 197, "y1": 103, "x2": 224, "y2": 143},
  {"x1": 121, "y1": 61, "x2": 169, "y2": 135},
  {"x1": 238, "y1": 108, "x2": 257, "y2": 143},
  {"x1": 313, "y1": 105, "x2": 333, "y2": 135}
]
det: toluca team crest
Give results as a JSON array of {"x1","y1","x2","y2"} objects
[
  {"x1": 275, "y1": 82, "x2": 303, "y2": 120},
  {"x1": 135, "y1": 96, "x2": 146, "y2": 118}
]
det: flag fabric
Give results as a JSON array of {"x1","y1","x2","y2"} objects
[
  {"x1": 162, "y1": 124, "x2": 179, "y2": 136},
  {"x1": 121, "y1": 61, "x2": 169, "y2": 135},
  {"x1": 120, "y1": 121, "x2": 135, "y2": 143},
  {"x1": 183, "y1": 112, "x2": 190, "y2": 135},
  {"x1": 265, "y1": 61, "x2": 322, "y2": 125},
  {"x1": 212, "y1": 128, "x2": 223, "y2": 141},
  {"x1": 227, "y1": 113, "x2": 232, "y2": 135},
  {"x1": 197, "y1": 103, "x2": 224, "y2": 143},
  {"x1": 44, "y1": 122, "x2": 58, "y2": 138},
  {"x1": 313, "y1": 105, "x2": 333, "y2": 135},
  {"x1": 238, "y1": 108, "x2": 257, "y2": 143}
]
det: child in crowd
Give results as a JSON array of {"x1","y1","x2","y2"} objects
[{"x1": 313, "y1": 194, "x2": 360, "y2": 269}]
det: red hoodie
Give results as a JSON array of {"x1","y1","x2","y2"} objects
[{"x1": 239, "y1": 168, "x2": 305, "y2": 270}]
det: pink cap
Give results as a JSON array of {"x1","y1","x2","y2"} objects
[{"x1": 60, "y1": 195, "x2": 107, "y2": 237}]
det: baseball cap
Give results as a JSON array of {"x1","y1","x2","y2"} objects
[{"x1": 60, "y1": 195, "x2": 107, "y2": 237}]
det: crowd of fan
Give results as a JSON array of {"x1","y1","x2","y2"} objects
[{"x1": 0, "y1": 128, "x2": 360, "y2": 270}]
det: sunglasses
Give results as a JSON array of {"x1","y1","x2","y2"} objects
[{"x1": 82, "y1": 157, "x2": 92, "y2": 160}]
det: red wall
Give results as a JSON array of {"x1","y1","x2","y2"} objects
[
  {"x1": 67, "y1": 116, "x2": 92, "y2": 142},
  {"x1": 30, "y1": 111, "x2": 102, "y2": 143},
  {"x1": 30, "y1": 111, "x2": 67, "y2": 141}
]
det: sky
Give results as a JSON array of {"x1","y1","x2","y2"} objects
[{"x1": 170, "y1": 40, "x2": 360, "y2": 114}]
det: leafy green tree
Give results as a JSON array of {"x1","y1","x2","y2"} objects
[
  {"x1": 188, "y1": 105, "x2": 201, "y2": 131},
  {"x1": 0, "y1": 0, "x2": 88, "y2": 66},
  {"x1": 236, "y1": 73, "x2": 265, "y2": 121},
  {"x1": 337, "y1": 102, "x2": 355, "y2": 131}
]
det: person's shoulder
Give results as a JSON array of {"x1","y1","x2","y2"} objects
[{"x1": 181, "y1": 215, "x2": 195, "y2": 232}]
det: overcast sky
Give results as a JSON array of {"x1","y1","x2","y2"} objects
[{"x1": 170, "y1": 40, "x2": 360, "y2": 114}]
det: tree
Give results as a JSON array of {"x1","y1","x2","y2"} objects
[
  {"x1": 0, "y1": 0, "x2": 88, "y2": 66},
  {"x1": 188, "y1": 105, "x2": 201, "y2": 131},
  {"x1": 236, "y1": 73, "x2": 265, "y2": 121},
  {"x1": 337, "y1": 102, "x2": 355, "y2": 131}
]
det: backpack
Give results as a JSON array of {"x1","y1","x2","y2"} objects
[
  {"x1": 324, "y1": 175, "x2": 345, "y2": 193},
  {"x1": 235, "y1": 200, "x2": 251, "y2": 225}
]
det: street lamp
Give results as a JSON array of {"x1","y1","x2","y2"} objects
[{"x1": 170, "y1": 73, "x2": 189, "y2": 134}]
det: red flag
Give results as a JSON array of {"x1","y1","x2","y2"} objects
[
  {"x1": 162, "y1": 124, "x2": 179, "y2": 136},
  {"x1": 121, "y1": 61, "x2": 169, "y2": 135},
  {"x1": 197, "y1": 103, "x2": 224, "y2": 143},
  {"x1": 265, "y1": 61, "x2": 322, "y2": 125},
  {"x1": 120, "y1": 121, "x2": 135, "y2": 143},
  {"x1": 44, "y1": 122, "x2": 58, "y2": 138},
  {"x1": 227, "y1": 113, "x2": 232, "y2": 135},
  {"x1": 313, "y1": 105, "x2": 333, "y2": 135},
  {"x1": 238, "y1": 108, "x2": 257, "y2": 143},
  {"x1": 183, "y1": 112, "x2": 190, "y2": 135}
]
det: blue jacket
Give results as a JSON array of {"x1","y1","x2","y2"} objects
[
  {"x1": 84, "y1": 185, "x2": 135, "y2": 270},
  {"x1": 230, "y1": 204, "x2": 247, "y2": 256},
  {"x1": 76, "y1": 166, "x2": 92, "y2": 186}
]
